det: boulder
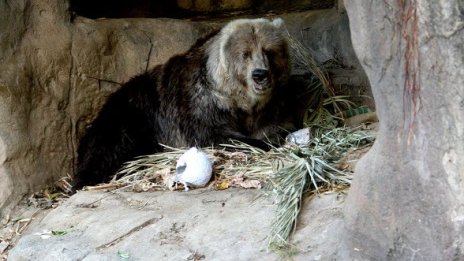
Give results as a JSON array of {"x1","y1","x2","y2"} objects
[
  {"x1": 341, "y1": 0, "x2": 464, "y2": 259},
  {"x1": 7, "y1": 190, "x2": 345, "y2": 260}
]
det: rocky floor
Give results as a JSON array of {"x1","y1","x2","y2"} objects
[{"x1": 3, "y1": 189, "x2": 346, "y2": 260}]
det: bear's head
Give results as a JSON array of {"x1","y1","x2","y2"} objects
[{"x1": 208, "y1": 18, "x2": 290, "y2": 111}]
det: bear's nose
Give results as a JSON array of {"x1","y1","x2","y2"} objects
[{"x1": 252, "y1": 69, "x2": 268, "y2": 84}]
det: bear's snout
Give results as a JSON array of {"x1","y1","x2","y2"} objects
[{"x1": 252, "y1": 68, "x2": 269, "y2": 84}]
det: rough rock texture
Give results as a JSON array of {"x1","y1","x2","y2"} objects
[
  {"x1": 0, "y1": 0, "x2": 216, "y2": 219},
  {"x1": 0, "y1": 0, "x2": 73, "y2": 218},
  {"x1": 0, "y1": 0, "x2": 361, "y2": 219},
  {"x1": 7, "y1": 190, "x2": 345, "y2": 260},
  {"x1": 284, "y1": 7, "x2": 373, "y2": 109},
  {"x1": 341, "y1": 0, "x2": 464, "y2": 259}
]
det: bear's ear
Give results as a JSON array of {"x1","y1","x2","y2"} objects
[{"x1": 272, "y1": 18, "x2": 285, "y2": 29}]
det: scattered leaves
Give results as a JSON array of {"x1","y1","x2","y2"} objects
[
  {"x1": 34, "y1": 229, "x2": 68, "y2": 239},
  {"x1": 51, "y1": 230, "x2": 67, "y2": 236},
  {"x1": 117, "y1": 250, "x2": 130, "y2": 259},
  {"x1": 214, "y1": 180, "x2": 230, "y2": 190}
]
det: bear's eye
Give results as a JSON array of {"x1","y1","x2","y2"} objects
[
  {"x1": 263, "y1": 49, "x2": 277, "y2": 58},
  {"x1": 242, "y1": 51, "x2": 251, "y2": 60}
]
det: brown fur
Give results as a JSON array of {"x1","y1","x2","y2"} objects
[{"x1": 74, "y1": 18, "x2": 292, "y2": 188}]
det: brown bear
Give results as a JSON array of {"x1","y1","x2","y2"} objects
[{"x1": 73, "y1": 18, "x2": 292, "y2": 189}]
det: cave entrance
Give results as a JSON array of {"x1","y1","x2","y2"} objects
[{"x1": 70, "y1": 0, "x2": 335, "y2": 20}]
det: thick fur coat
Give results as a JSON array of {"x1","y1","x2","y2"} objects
[{"x1": 74, "y1": 18, "x2": 293, "y2": 188}]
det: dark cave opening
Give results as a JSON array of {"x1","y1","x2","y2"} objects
[{"x1": 69, "y1": 0, "x2": 335, "y2": 19}]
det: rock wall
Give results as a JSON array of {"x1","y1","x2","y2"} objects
[
  {"x1": 0, "y1": 1, "x2": 360, "y2": 219},
  {"x1": 0, "y1": 0, "x2": 73, "y2": 217},
  {"x1": 0, "y1": 0, "x2": 215, "y2": 218},
  {"x1": 342, "y1": 0, "x2": 464, "y2": 259}
]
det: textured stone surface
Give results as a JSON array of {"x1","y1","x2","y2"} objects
[
  {"x1": 0, "y1": 0, "x2": 360, "y2": 219},
  {"x1": 7, "y1": 190, "x2": 345, "y2": 260},
  {"x1": 0, "y1": 0, "x2": 216, "y2": 218},
  {"x1": 0, "y1": 0, "x2": 73, "y2": 217},
  {"x1": 341, "y1": 0, "x2": 464, "y2": 259}
]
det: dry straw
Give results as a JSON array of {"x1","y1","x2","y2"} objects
[
  {"x1": 267, "y1": 126, "x2": 374, "y2": 251},
  {"x1": 110, "y1": 126, "x2": 374, "y2": 251}
]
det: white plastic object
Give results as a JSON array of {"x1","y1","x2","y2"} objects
[{"x1": 175, "y1": 147, "x2": 213, "y2": 191}]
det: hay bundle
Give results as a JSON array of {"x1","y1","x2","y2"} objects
[
  {"x1": 96, "y1": 125, "x2": 374, "y2": 250},
  {"x1": 266, "y1": 126, "x2": 374, "y2": 250}
]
